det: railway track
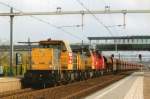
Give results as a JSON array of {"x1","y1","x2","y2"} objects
[{"x1": 0, "y1": 71, "x2": 134, "y2": 99}]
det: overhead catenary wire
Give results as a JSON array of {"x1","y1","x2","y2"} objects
[
  {"x1": 102, "y1": 0, "x2": 129, "y2": 37},
  {"x1": 108, "y1": 13, "x2": 125, "y2": 36},
  {"x1": 0, "y1": 1, "x2": 12, "y2": 8},
  {"x1": 76, "y1": 0, "x2": 113, "y2": 36},
  {"x1": 0, "y1": 1, "x2": 84, "y2": 40},
  {"x1": 100, "y1": 0, "x2": 119, "y2": 36},
  {"x1": 103, "y1": 0, "x2": 130, "y2": 37},
  {"x1": 29, "y1": 16, "x2": 82, "y2": 40}
]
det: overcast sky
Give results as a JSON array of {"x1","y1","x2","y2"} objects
[{"x1": 0, "y1": 0, "x2": 150, "y2": 44}]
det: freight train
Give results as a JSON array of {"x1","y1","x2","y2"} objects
[{"x1": 22, "y1": 39, "x2": 143, "y2": 88}]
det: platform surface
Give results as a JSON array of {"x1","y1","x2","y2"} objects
[
  {"x1": 0, "y1": 77, "x2": 21, "y2": 93},
  {"x1": 85, "y1": 72, "x2": 144, "y2": 99},
  {"x1": 144, "y1": 71, "x2": 150, "y2": 99},
  {"x1": 0, "y1": 77, "x2": 20, "y2": 82}
]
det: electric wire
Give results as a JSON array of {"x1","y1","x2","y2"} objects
[
  {"x1": 0, "y1": 1, "x2": 83, "y2": 40},
  {"x1": 76, "y1": 0, "x2": 113, "y2": 36}
]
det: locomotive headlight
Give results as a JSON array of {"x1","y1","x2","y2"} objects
[
  {"x1": 39, "y1": 74, "x2": 43, "y2": 78},
  {"x1": 68, "y1": 52, "x2": 73, "y2": 64}
]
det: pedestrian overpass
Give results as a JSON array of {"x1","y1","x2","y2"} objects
[{"x1": 88, "y1": 36, "x2": 150, "y2": 51}]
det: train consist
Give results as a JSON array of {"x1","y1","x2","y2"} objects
[{"x1": 22, "y1": 39, "x2": 143, "y2": 88}]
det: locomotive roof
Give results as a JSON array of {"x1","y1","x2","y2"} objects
[
  {"x1": 39, "y1": 39, "x2": 72, "y2": 52},
  {"x1": 39, "y1": 40, "x2": 64, "y2": 45}
]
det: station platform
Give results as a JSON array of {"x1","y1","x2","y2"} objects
[
  {"x1": 85, "y1": 71, "x2": 150, "y2": 99},
  {"x1": 0, "y1": 77, "x2": 21, "y2": 93}
]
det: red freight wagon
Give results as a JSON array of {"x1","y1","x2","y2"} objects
[
  {"x1": 97, "y1": 53, "x2": 105, "y2": 70},
  {"x1": 91, "y1": 51, "x2": 104, "y2": 70}
]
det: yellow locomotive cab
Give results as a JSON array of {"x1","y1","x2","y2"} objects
[
  {"x1": 32, "y1": 48, "x2": 54, "y2": 70},
  {"x1": 31, "y1": 40, "x2": 73, "y2": 71}
]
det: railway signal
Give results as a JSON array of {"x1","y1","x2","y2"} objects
[{"x1": 138, "y1": 54, "x2": 142, "y2": 62}]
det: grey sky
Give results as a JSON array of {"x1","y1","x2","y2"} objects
[{"x1": 0, "y1": 0, "x2": 150, "y2": 43}]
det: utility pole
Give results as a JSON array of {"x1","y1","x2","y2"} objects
[
  {"x1": 81, "y1": 12, "x2": 84, "y2": 31},
  {"x1": 9, "y1": 7, "x2": 14, "y2": 76},
  {"x1": 123, "y1": 12, "x2": 126, "y2": 29}
]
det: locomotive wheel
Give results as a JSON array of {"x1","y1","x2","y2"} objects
[
  {"x1": 101, "y1": 70, "x2": 104, "y2": 76},
  {"x1": 81, "y1": 71, "x2": 85, "y2": 80},
  {"x1": 66, "y1": 71, "x2": 71, "y2": 82}
]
